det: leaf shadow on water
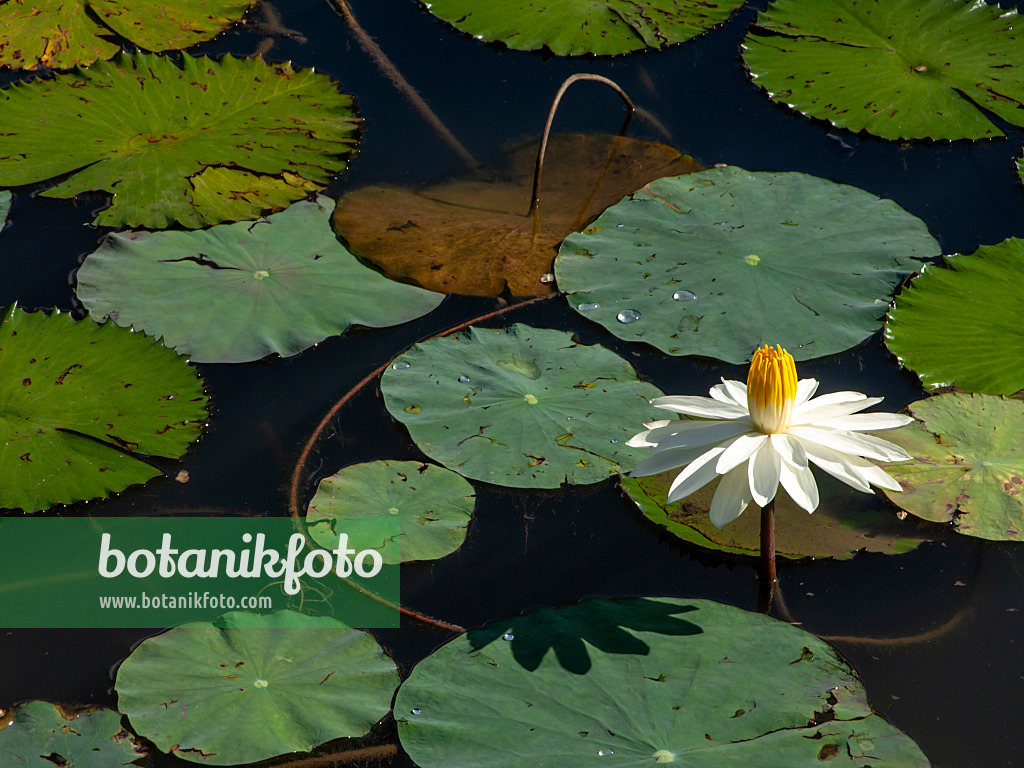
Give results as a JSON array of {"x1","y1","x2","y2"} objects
[{"x1": 466, "y1": 597, "x2": 701, "y2": 675}]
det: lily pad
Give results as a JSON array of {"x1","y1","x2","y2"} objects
[
  {"x1": 555, "y1": 166, "x2": 934, "y2": 363},
  {"x1": 0, "y1": 52, "x2": 359, "y2": 229},
  {"x1": 884, "y1": 238, "x2": 1024, "y2": 395},
  {"x1": 0, "y1": 0, "x2": 254, "y2": 70},
  {"x1": 396, "y1": 597, "x2": 930, "y2": 768},
  {"x1": 0, "y1": 701, "x2": 145, "y2": 767},
  {"x1": 114, "y1": 610, "x2": 401, "y2": 765},
  {"x1": 881, "y1": 393, "x2": 1024, "y2": 542},
  {"x1": 621, "y1": 470, "x2": 925, "y2": 560},
  {"x1": 380, "y1": 324, "x2": 664, "y2": 488},
  {"x1": 420, "y1": 0, "x2": 744, "y2": 55},
  {"x1": 307, "y1": 460, "x2": 475, "y2": 563},
  {"x1": 75, "y1": 198, "x2": 443, "y2": 363},
  {"x1": 0, "y1": 306, "x2": 207, "y2": 513},
  {"x1": 332, "y1": 134, "x2": 703, "y2": 296},
  {"x1": 0, "y1": 191, "x2": 9, "y2": 226},
  {"x1": 743, "y1": 0, "x2": 1024, "y2": 140}
]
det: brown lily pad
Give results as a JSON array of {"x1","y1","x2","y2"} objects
[
  {"x1": 331, "y1": 133, "x2": 703, "y2": 296},
  {"x1": 620, "y1": 469, "x2": 928, "y2": 560}
]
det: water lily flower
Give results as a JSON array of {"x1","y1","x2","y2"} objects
[{"x1": 629, "y1": 345, "x2": 913, "y2": 529}]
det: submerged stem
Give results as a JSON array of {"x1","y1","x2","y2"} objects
[
  {"x1": 757, "y1": 499, "x2": 777, "y2": 614},
  {"x1": 327, "y1": 0, "x2": 479, "y2": 170}
]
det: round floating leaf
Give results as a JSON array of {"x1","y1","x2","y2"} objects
[
  {"x1": 420, "y1": 0, "x2": 743, "y2": 55},
  {"x1": 555, "y1": 166, "x2": 934, "y2": 363},
  {"x1": 114, "y1": 610, "x2": 401, "y2": 765},
  {"x1": 76, "y1": 198, "x2": 443, "y2": 363},
  {"x1": 332, "y1": 134, "x2": 702, "y2": 296},
  {"x1": 396, "y1": 597, "x2": 930, "y2": 768},
  {"x1": 0, "y1": 52, "x2": 359, "y2": 229},
  {"x1": 0, "y1": 306, "x2": 207, "y2": 513},
  {"x1": 885, "y1": 238, "x2": 1024, "y2": 395},
  {"x1": 621, "y1": 470, "x2": 925, "y2": 560},
  {"x1": 881, "y1": 393, "x2": 1024, "y2": 542},
  {"x1": 381, "y1": 324, "x2": 664, "y2": 488},
  {"x1": 0, "y1": 0, "x2": 254, "y2": 70},
  {"x1": 743, "y1": 0, "x2": 1024, "y2": 140},
  {"x1": 0, "y1": 701, "x2": 145, "y2": 768},
  {"x1": 307, "y1": 460, "x2": 475, "y2": 563}
]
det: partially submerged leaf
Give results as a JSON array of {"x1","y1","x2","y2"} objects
[
  {"x1": 881, "y1": 393, "x2": 1024, "y2": 542},
  {"x1": 555, "y1": 166, "x2": 935, "y2": 363},
  {"x1": 0, "y1": 52, "x2": 359, "y2": 229},
  {"x1": 0, "y1": 191, "x2": 9, "y2": 227},
  {"x1": 396, "y1": 597, "x2": 931, "y2": 768},
  {"x1": 0, "y1": 306, "x2": 207, "y2": 513},
  {"x1": 114, "y1": 611, "x2": 401, "y2": 765},
  {"x1": 419, "y1": 0, "x2": 744, "y2": 55},
  {"x1": 885, "y1": 238, "x2": 1024, "y2": 395},
  {"x1": 380, "y1": 324, "x2": 664, "y2": 488},
  {"x1": 307, "y1": 460, "x2": 475, "y2": 563},
  {"x1": 743, "y1": 0, "x2": 1024, "y2": 140},
  {"x1": 0, "y1": 700, "x2": 145, "y2": 767},
  {"x1": 0, "y1": 0, "x2": 255, "y2": 70},
  {"x1": 332, "y1": 134, "x2": 703, "y2": 296},
  {"x1": 621, "y1": 470, "x2": 926, "y2": 560},
  {"x1": 75, "y1": 198, "x2": 443, "y2": 363}
]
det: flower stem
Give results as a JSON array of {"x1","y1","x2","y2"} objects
[{"x1": 757, "y1": 499, "x2": 777, "y2": 614}]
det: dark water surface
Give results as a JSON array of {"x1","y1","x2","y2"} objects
[{"x1": 1, "y1": 1, "x2": 1023, "y2": 766}]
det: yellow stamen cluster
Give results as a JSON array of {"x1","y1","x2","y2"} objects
[{"x1": 747, "y1": 345, "x2": 797, "y2": 434}]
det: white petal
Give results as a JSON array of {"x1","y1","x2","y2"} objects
[
  {"x1": 666, "y1": 447, "x2": 725, "y2": 503},
  {"x1": 715, "y1": 433, "x2": 767, "y2": 474},
  {"x1": 653, "y1": 419, "x2": 753, "y2": 451},
  {"x1": 770, "y1": 432, "x2": 808, "y2": 469},
  {"x1": 813, "y1": 412, "x2": 914, "y2": 432},
  {"x1": 652, "y1": 395, "x2": 749, "y2": 420},
  {"x1": 851, "y1": 461, "x2": 906, "y2": 492},
  {"x1": 709, "y1": 465, "x2": 753, "y2": 529},
  {"x1": 797, "y1": 440, "x2": 872, "y2": 492},
  {"x1": 792, "y1": 391, "x2": 870, "y2": 421},
  {"x1": 748, "y1": 441, "x2": 782, "y2": 507},
  {"x1": 789, "y1": 426, "x2": 911, "y2": 462},
  {"x1": 793, "y1": 378, "x2": 819, "y2": 408},
  {"x1": 631, "y1": 445, "x2": 716, "y2": 477},
  {"x1": 710, "y1": 379, "x2": 748, "y2": 407},
  {"x1": 626, "y1": 420, "x2": 673, "y2": 447},
  {"x1": 793, "y1": 397, "x2": 884, "y2": 425},
  {"x1": 779, "y1": 462, "x2": 819, "y2": 513}
]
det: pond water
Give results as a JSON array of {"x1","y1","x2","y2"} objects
[{"x1": 1, "y1": 1, "x2": 1023, "y2": 766}]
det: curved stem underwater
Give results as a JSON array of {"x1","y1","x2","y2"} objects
[{"x1": 287, "y1": 293, "x2": 559, "y2": 632}]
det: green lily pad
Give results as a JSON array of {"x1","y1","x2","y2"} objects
[
  {"x1": 114, "y1": 610, "x2": 401, "y2": 765},
  {"x1": 884, "y1": 238, "x2": 1024, "y2": 395},
  {"x1": 0, "y1": 0, "x2": 254, "y2": 70},
  {"x1": 381, "y1": 324, "x2": 664, "y2": 488},
  {"x1": 307, "y1": 460, "x2": 475, "y2": 564},
  {"x1": 0, "y1": 701, "x2": 145, "y2": 767},
  {"x1": 621, "y1": 470, "x2": 926, "y2": 560},
  {"x1": 0, "y1": 191, "x2": 10, "y2": 226},
  {"x1": 0, "y1": 306, "x2": 207, "y2": 513},
  {"x1": 420, "y1": 0, "x2": 744, "y2": 56},
  {"x1": 743, "y1": 0, "x2": 1024, "y2": 140},
  {"x1": 396, "y1": 597, "x2": 930, "y2": 768},
  {"x1": 75, "y1": 198, "x2": 443, "y2": 363},
  {"x1": 881, "y1": 393, "x2": 1024, "y2": 542},
  {"x1": 0, "y1": 52, "x2": 359, "y2": 229},
  {"x1": 555, "y1": 166, "x2": 934, "y2": 363}
]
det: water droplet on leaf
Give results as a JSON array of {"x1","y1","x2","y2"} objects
[
  {"x1": 393, "y1": 361, "x2": 411, "y2": 370},
  {"x1": 578, "y1": 302, "x2": 600, "y2": 311},
  {"x1": 598, "y1": 749, "x2": 615, "y2": 756},
  {"x1": 616, "y1": 309, "x2": 642, "y2": 324},
  {"x1": 411, "y1": 709, "x2": 422, "y2": 715},
  {"x1": 672, "y1": 290, "x2": 697, "y2": 301},
  {"x1": 458, "y1": 375, "x2": 470, "y2": 383},
  {"x1": 502, "y1": 633, "x2": 514, "y2": 641}
]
